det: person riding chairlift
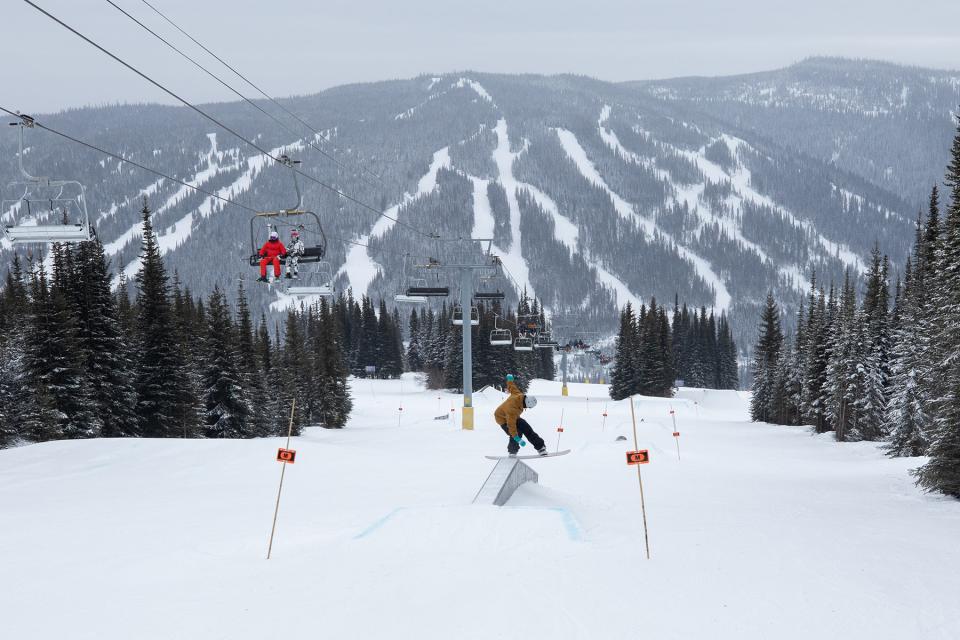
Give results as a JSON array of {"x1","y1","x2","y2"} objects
[
  {"x1": 257, "y1": 230, "x2": 286, "y2": 283},
  {"x1": 285, "y1": 228, "x2": 305, "y2": 279}
]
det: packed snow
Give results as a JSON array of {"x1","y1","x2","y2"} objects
[{"x1": 2, "y1": 377, "x2": 957, "y2": 639}]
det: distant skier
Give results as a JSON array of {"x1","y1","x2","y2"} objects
[
  {"x1": 285, "y1": 228, "x2": 305, "y2": 279},
  {"x1": 257, "y1": 230, "x2": 287, "y2": 283},
  {"x1": 494, "y1": 374, "x2": 547, "y2": 456}
]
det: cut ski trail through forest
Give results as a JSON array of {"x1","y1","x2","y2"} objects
[{"x1": 2, "y1": 376, "x2": 957, "y2": 640}]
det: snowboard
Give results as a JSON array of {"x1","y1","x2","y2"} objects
[{"x1": 485, "y1": 449, "x2": 570, "y2": 460}]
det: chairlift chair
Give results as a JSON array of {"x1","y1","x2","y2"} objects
[
  {"x1": 534, "y1": 331, "x2": 559, "y2": 349},
  {"x1": 452, "y1": 304, "x2": 479, "y2": 326},
  {"x1": 247, "y1": 156, "x2": 326, "y2": 267},
  {"x1": 286, "y1": 261, "x2": 335, "y2": 299},
  {"x1": 513, "y1": 334, "x2": 534, "y2": 352},
  {"x1": 3, "y1": 117, "x2": 92, "y2": 244},
  {"x1": 489, "y1": 316, "x2": 512, "y2": 346}
]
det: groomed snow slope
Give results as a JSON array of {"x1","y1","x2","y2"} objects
[{"x1": 2, "y1": 378, "x2": 958, "y2": 639}]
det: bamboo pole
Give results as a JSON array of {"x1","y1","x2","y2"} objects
[
  {"x1": 629, "y1": 396, "x2": 651, "y2": 560},
  {"x1": 267, "y1": 398, "x2": 296, "y2": 560}
]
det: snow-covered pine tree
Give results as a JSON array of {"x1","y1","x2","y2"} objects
[
  {"x1": 885, "y1": 200, "x2": 933, "y2": 456},
  {"x1": 851, "y1": 247, "x2": 891, "y2": 441},
  {"x1": 609, "y1": 302, "x2": 637, "y2": 400},
  {"x1": 134, "y1": 200, "x2": 187, "y2": 438},
  {"x1": 406, "y1": 309, "x2": 424, "y2": 372},
  {"x1": 201, "y1": 286, "x2": 251, "y2": 438},
  {"x1": 717, "y1": 312, "x2": 739, "y2": 390},
  {"x1": 914, "y1": 114, "x2": 960, "y2": 496},
  {"x1": 24, "y1": 258, "x2": 98, "y2": 440},
  {"x1": 72, "y1": 239, "x2": 138, "y2": 438},
  {"x1": 315, "y1": 297, "x2": 352, "y2": 428},
  {"x1": 825, "y1": 273, "x2": 859, "y2": 441},
  {"x1": 750, "y1": 293, "x2": 782, "y2": 422}
]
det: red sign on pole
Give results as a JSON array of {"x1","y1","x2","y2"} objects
[
  {"x1": 673, "y1": 432, "x2": 680, "y2": 437},
  {"x1": 626, "y1": 450, "x2": 650, "y2": 465},
  {"x1": 557, "y1": 427, "x2": 564, "y2": 433},
  {"x1": 276, "y1": 448, "x2": 297, "y2": 464}
]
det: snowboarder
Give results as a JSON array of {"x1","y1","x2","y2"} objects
[
  {"x1": 285, "y1": 228, "x2": 305, "y2": 279},
  {"x1": 257, "y1": 230, "x2": 286, "y2": 283},
  {"x1": 494, "y1": 374, "x2": 547, "y2": 456}
]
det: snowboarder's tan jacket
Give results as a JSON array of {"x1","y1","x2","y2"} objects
[{"x1": 494, "y1": 380, "x2": 525, "y2": 438}]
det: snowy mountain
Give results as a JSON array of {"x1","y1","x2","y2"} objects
[{"x1": 1, "y1": 58, "x2": 955, "y2": 346}]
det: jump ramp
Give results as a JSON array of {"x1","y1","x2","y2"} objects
[{"x1": 473, "y1": 458, "x2": 538, "y2": 506}]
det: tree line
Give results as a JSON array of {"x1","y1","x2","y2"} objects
[
  {"x1": 0, "y1": 202, "x2": 359, "y2": 448},
  {"x1": 608, "y1": 297, "x2": 739, "y2": 400},
  {"x1": 750, "y1": 117, "x2": 960, "y2": 499},
  {"x1": 405, "y1": 293, "x2": 556, "y2": 393}
]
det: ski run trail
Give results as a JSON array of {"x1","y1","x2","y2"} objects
[{"x1": 2, "y1": 376, "x2": 958, "y2": 640}]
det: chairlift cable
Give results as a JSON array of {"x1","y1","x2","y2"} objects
[
  {"x1": 1, "y1": 106, "x2": 405, "y2": 260},
  {"x1": 137, "y1": 0, "x2": 391, "y2": 191},
  {"x1": 22, "y1": 0, "x2": 432, "y2": 239},
  {"x1": 103, "y1": 0, "x2": 383, "y2": 191}
]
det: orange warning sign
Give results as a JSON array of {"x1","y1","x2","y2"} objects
[
  {"x1": 557, "y1": 427, "x2": 564, "y2": 433},
  {"x1": 626, "y1": 450, "x2": 649, "y2": 465},
  {"x1": 673, "y1": 431, "x2": 680, "y2": 437},
  {"x1": 276, "y1": 448, "x2": 297, "y2": 464}
]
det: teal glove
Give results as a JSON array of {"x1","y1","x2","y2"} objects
[
  {"x1": 512, "y1": 435, "x2": 526, "y2": 447},
  {"x1": 506, "y1": 374, "x2": 515, "y2": 382}
]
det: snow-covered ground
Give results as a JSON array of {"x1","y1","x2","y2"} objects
[{"x1": 2, "y1": 377, "x2": 958, "y2": 639}]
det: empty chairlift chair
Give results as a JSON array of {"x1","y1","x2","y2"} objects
[
  {"x1": 3, "y1": 116, "x2": 92, "y2": 244},
  {"x1": 452, "y1": 305, "x2": 480, "y2": 326},
  {"x1": 286, "y1": 261, "x2": 335, "y2": 299},
  {"x1": 489, "y1": 316, "x2": 513, "y2": 346},
  {"x1": 534, "y1": 331, "x2": 559, "y2": 349},
  {"x1": 514, "y1": 334, "x2": 534, "y2": 352}
]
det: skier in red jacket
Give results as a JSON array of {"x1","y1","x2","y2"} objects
[{"x1": 257, "y1": 230, "x2": 287, "y2": 282}]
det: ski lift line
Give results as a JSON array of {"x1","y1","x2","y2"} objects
[
  {"x1": 0, "y1": 107, "x2": 410, "y2": 261},
  {"x1": 103, "y1": 0, "x2": 381, "y2": 191},
  {"x1": 0, "y1": 106, "x2": 259, "y2": 215},
  {"x1": 136, "y1": 0, "x2": 392, "y2": 191},
  {"x1": 22, "y1": 1, "x2": 431, "y2": 239}
]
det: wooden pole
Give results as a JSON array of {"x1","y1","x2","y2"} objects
[
  {"x1": 267, "y1": 397, "x2": 296, "y2": 560},
  {"x1": 629, "y1": 396, "x2": 651, "y2": 560},
  {"x1": 671, "y1": 407, "x2": 681, "y2": 461},
  {"x1": 555, "y1": 408, "x2": 565, "y2": 453}
]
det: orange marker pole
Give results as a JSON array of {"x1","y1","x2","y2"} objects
[
  {"x1": 629, "y1": 396, "x2": 651, "y2": 559},
  {"x1": 267, "y1": 397, "x2": 296, "y2": 560},
  {"x1": 555, "y1": 408, "x2": 565, "y2": 453},
  {"x1": 670, "y1": 407, "x2": 681, "y2": 461},
  {"x1": 602, "y1": 403, "x2": 608, "y2": 431}
]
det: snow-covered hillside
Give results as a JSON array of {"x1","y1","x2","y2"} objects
[{"x1": 2, "y1": 377, "x2": 957, "y2": 639}]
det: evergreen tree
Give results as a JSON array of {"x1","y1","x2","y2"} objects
[
  {"x1": 750, "y1": 293, "x2": 782, "y2": 423},
  {"x1": 609, "y1": 303, "x2": 638, "y2": 400},
  {"x1": 133, "y1": 200, "x2": 185, "y2": 438},
  {"x1": 406, "y1": 309, "x2": 424, "y2": 372},
  {"x1": 73, "y1": 239, "x2": 138, "y2": 437},
  {"x1": 201, "y1": 286, "x2": 251, "y2": 438}
]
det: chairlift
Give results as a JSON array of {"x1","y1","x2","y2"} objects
[
  {"x1": 452, "y1": 304, "x2": 479, "y2": 326},
  {"x1": 489, "y1": 316, "x2": 512, "y2": 346},
  {"x1": 535, "y1": 330, "x2": 559, "y2": 349},
  {"x1": 514, "y1": 335, "x2": 534, "y2": 352},
  {"x1": 285, "y1": 261, "x2": 335, "y2": 299},
  {"x1": 3, "y1": 116, "x2": 92, "y2": 244},
  {"x1": 247, "y1": 156, "x2": 326, "y2": 267}
]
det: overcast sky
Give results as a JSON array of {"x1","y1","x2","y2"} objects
[{"x1": 3, "y1": 0, "x2": 959, "y2": 113}]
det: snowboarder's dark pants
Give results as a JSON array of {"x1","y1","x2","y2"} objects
[{"x1": 501, "y1": 418, "x2": 545, "y2": 453}]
